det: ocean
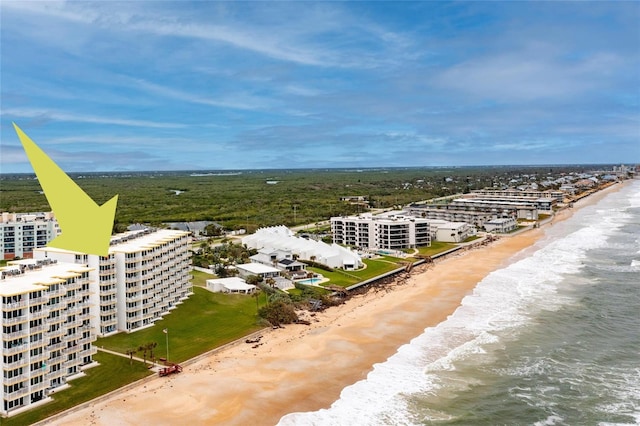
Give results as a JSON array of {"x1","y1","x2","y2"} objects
[{"x1": 279, "y1": 180, "x2": 640, "y2": 426}]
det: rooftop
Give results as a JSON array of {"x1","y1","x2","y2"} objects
[
  {"x1": 236, "y1": 263, "x2": 280, "y2": 274},
  {"x1": 0, "y1": 259, "x2": 92, "y2": 296},
  {"x1": 35, "y1": 228, "x2": 189, "y2": 256}
]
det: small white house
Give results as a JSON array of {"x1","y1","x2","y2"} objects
[
  {"x1": 236, "y1": 263, "x2": 281, "y2": 280},
  {"x1": 206, "y1": 277, "x2": 256, "y2": 294}
]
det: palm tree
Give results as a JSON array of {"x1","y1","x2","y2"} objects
[
  {"x1": 125, "y1": 348, "x2": 136, "y2": 365},
  {"x1": 137, "y1": 344, "x2": 147, "y2": 366},
  {"x1": 147, "y1": 342, "x2": 158, "y2": 364},
  {"x1": 252, "y1": 288, "x2": 261, "y2": 313},
  {"x1": 265, "y1": 277, "x2": 276, "y2": 289}
]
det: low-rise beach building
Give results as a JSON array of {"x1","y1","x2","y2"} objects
[
  {"x1": 235, "y1": 263, "x2": 294, "y2": 290},
  {"x1": 243, "y1": 226, "x2": 362, "y2": 270},
  {"x1": 205, "y1": 277, "x2": 256, "y2": 294},
  {"x1": 249, "y1": 249, "x2": 307, "y2": 273},
  {"x1": 236, "y1": 263, "x2": 281, "y2": 280},
  {"x1": 484, "y1": 218, "x2": 518, "y2": 233},
  {"x1": 0, "y1": 258, "x2": 97, "y2": 416},
  {"x1": 425, "y1": 221, "x2": 475, "y2": 243},
  {"x1": 408, "y1": 207, "x2": 494, "y2": 229}
]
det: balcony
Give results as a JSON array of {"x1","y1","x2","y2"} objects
[
  {"x1": 47, "y1": 369, "x2": 66, "y2": 379},
  {"x1": 31, "y1": 380, "x2": 49, "y2": 392},
  {"x1": 64, "y1": 319, "x2": 83, "y2": 329},
  {"x1": 47, "y1": 342, "x2": 65, "y2": 352},
  {"x1": 3, "y1": 374, "x2": 28, "y2": 386},
  {"x1": 4, "y1": 300, "x2": 28, "y2": 309},
  {"x1": 30, "y1": 309, "x2": 50, "y2": 320},
  {"x1": 66, "y1": 305, "x2": 82, "y2": 316},
  {"x1": 47, "y1": 355, "x2": 64, "y2": 365},
  {"x1": 65, "y1": 358, "x2": 82, "y2": 369},
  {"x1": 2, "y1": 357, "x2": 28, "y2": 370},
  {"x1": 29, "y1": 339, "x2": 46, "y2": 349},
  {"x1": 29, "y1": 296, "x2": 49, "y2": 305},
  {"x1": 30, "y1": 351, "x2": 48, "y2": 363},
  {"x1": 66, "y1": 293, "x2": 83, "y2": 303},
  {"x1": 79, "y1": 347, "x2": 98, "y2": 358},
  {"x1": 65, "y1": 281, "x2": 81, "y2": 291},
  {"x1": 4, "y1": 329, "x2": 28, "y2": 340},
  {"x1": 46, "y1": 288, "x2": 66, "y2": 297},
  {"x1": 47, "y1": 315, "x2": 65, "y2": 325},
  {"x1": 2, "y1": 315, "x2": 28, "y2": 325},
  {"x1": 100, "y1": 306, "x2": 117, "y2": 316},
  {"x1": 100, "y1": 287, "x2": 117, "y2": 297},
  {"x1": 77, "y1": 335, "x2": 94, "y2": 345}
]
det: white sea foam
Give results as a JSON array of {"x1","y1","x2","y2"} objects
[
  {"x1": 279, "y1": 181, "x2": 640, "y2": 426},
  {"x1": 533, "y1": 415, "x2": 564, "y2": 426}
]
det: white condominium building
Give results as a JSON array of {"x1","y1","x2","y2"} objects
[
  {"x1": 0, "y1": 212, "x2": 61, "y2": 260},
  {"x1": 35, "y1": 228, "x2": 192, "y2": 336},
  {"x1": 331, "y1": 213, "x2": 430, "y2": 250},
  {"x1": 1, "y1": 258, "x2": 97, "y2": 416}
]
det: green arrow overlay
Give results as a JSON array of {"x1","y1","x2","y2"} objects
[{"x1": 13, "y1": 123, "x2": 118, "y2": 257}]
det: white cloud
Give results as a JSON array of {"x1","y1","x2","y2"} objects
[
  {"x1": 2, "y1": 1, "x2": 391, "y2": 68},
  {"x1": 433, "y1": 43, "x2": 624, "y2": 101},
  {"x1": 2, "y1": 108, "x2": 186, "y2": 129},
  {"x1": 128, "y1": 78, "x2": 274, "y2": 111}
]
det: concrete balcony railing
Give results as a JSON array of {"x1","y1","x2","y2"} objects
[
  {"x1": 2, "y1": 315, "x2": 29, "y2": 325},
  {"x1": 3, "y1": 374, "x2": 28, "y2": 386},
  {"x1": 2, "y1": 357, "x2": 28, "y2": 370},
  {"x1": 47, "y1": 355, "x2": 64, "y2": 365},
  {"x1": 4, "y1": 329, "x2": 29, "y2": 340},
  {"x1": 3, "y1": 300, "x2": 28, "y2": 310},
  {"x1": 29, "y1": 296, "x2": 50, "y2": 305},
  {"x1": 47, "y1": 342, "x2": 66, "y2": 352}
]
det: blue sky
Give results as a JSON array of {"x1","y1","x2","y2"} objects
[{"x1": 1, "y1": 1, "x2": 639, "y2": 173}]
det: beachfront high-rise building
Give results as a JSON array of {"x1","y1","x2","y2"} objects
[
  {"x1": 34, "y1": 228, "x2": 192, "y2": 336},
  {"x1": 331, "y1": 213, "x2": 430, "y2": 250},
  {"x1": 0, "y1": 212, "x2": 61, "y2": 260},
  {"x1": 1, "y1": 258, "x2": 97, "y2": 416}
]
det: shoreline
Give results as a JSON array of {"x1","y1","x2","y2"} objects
[{"x1": 52, "y1": 182, "x2": 630, "y2": 426}]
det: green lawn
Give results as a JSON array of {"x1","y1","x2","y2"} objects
[
  {"x1": 416, "y1": 241, "x2": 458, "y2": 257},
  {"x1": 311, "y1": 258, "x2": 403, "y2": 288},
  {"x1": 350, "y1": 258, "x2": 402, "y2": 279},
  {"x1": 97, "y1": 287, "x2": 265, "y2": 363},
  {"x1": 190, "y1": 269, "x2": 215, "y2": 287},
  {"x1": 1, "y1": 352, "x2": 151, "y2": 426},
  {"x1": 309, "y1": 267, "x2": 360, "y2": 287}
]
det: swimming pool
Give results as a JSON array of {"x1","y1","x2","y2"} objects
[{"x1": 297, "y1": 278, "x2": 321, "y2": 284}]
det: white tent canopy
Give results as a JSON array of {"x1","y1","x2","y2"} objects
[{"x1": 243, "y1": 225, "x2": 363, "y2": 270}]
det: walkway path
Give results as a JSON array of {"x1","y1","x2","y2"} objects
[{"x1": 96, "y1": 347, "x2": 158, "y2": 369}]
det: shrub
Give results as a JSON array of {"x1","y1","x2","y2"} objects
[{"x1": 258, "y1": 300, "x2": 298, "y2": 326}]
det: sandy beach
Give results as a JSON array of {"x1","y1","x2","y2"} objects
[{"x1": 49, "y1": 183, "x2": 625, "y2": 426}]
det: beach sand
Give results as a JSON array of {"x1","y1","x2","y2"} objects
[{"x1": 51, "y1": 183, "x2": 625, "y2": 426}]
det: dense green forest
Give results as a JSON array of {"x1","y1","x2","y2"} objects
[{"x1": 0, "y1": 166, "x2": 594, "y2": 230}]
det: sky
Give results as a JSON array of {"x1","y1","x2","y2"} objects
[{"x1": 1, "y1": 1, "x2": 639, "y2": 173}]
